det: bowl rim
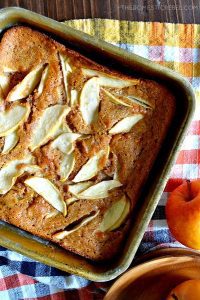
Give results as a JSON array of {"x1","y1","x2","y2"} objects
[{"x1": 104, "y1": 247, "x2": 200, "y2": 299}]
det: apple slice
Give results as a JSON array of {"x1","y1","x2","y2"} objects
[
  {"x1": 68, "y1": 181, "x2": 93, "y2": 196},
  {"x1": 59, "y1": 53, "x2": 72, "y2": 102},
  {"x1": 102, "y1": 88, "x2": 152, "y2": 109},
  {"x1": 109, "y1": 114, "x2": 143, "y2": 134},
  {"x1": 0, "y1": 155, "x2": 34, "y2": 194},
  {"x1": 78, "y1": 179, "x2": 122, "y2": 199},
  {"x1": 6, "y1": 64, "x2": 45, "y2": 102},
  {"x1": 2, "y1": 67, "x2": 16, "y2": 72},
  {"x1": 24, "y1": 177, "x2": 67, "y2": 216},
  {"x1": 82, "y1": 68, "x2": 138, "y2": 88},
  {"x1": 73, "y1": 148, "x2": 109, "y2": 182},
  {"x1": 29, "y1": 105, "x2": 70, "y2": 151},
  {"x1": 101, "y1": 88, "x2": 131, "y2": 107},
  {"x1": 65, "y1": 197, "x2": 78, "y2": 206},
  {"x1": 0, "y1": 104, "x2": 30, "y2": 137},
  {"x1": 70, "y1": 89, "x2": 78, "y2": 106},
  {"x1": 108, "y1": 196, "x2": 130, "y2": 231},
  {"x1": 80, "y1": 77, "x2": 100, "y2": 125},
  {"x1": 51, "y1": 122, "x2": 72, "y2": 140},
  {"x1": 60, "y1": 152, "x2": 75, "y2": 182},
  {"x1": 20, "y1": 164, "x2": 42, "y2": 175},
  {"x1": 0, "y1": 72, "x2": 11, "y2": 96},
  {"x1": 51, "y1": 132, "x2": 81, "y2": 154},
  {"x1": 37, "y1": 64, "x2": 49, "y2": 97},
  {"x1": 53, "y1": 211, "x2": 99, "y2": 239},
  {"x1": 44, "y1": 210, "x2": 59, "y2": 219},
  {"x1": 2, "y1": 130, "x2": 19, "y2": 154},
  {"x1": 126, "y1": 95, "x2": 153, "y2": 109},
  {"x1": 98, "y1": 195, "x2": 129, "y2": 232}
]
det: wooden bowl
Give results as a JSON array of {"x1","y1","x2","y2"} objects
[{"x1": 104, "y1": 248, "x2": 200, "y2": 300}]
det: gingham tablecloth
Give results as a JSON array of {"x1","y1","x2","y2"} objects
[{"x1": 0, "y1": 19, "x2": 199, "y2": 299}]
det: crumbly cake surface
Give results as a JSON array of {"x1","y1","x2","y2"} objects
[{"x1": 0, "y1": 26, "x2": 175, "y2": 260}]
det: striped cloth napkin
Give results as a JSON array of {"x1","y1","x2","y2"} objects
[{"x1": 0, "y1": 19, "x2": 199, "y2": 299}]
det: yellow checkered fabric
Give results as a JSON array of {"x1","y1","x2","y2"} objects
[{"x1": 65, "y1": 19, "x2": 200, "y2": 113}]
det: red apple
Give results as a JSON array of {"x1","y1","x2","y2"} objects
[
  {"x1": 166, "y1": 279, "x2": 200, "y2": 300},
  {"x1": 166, "y1": 179, "x2": 200, "y2": 249}
]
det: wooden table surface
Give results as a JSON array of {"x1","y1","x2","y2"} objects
[{"x1": 1, "y1": 0, "x2": 200, "y2": 23}]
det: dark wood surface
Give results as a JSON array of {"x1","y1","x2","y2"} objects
[{"x1": 0, "y1": 0, "x2": 200, "y2": 23}]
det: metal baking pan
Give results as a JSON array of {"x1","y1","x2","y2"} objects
[{"x1": 0, "y1": 7, "x2": 195, "y2": 281}]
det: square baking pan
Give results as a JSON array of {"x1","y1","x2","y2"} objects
[{"x1": 0, "y1": 7, "x2": 195, "y2": 282}]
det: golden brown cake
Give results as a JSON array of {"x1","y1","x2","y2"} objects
[{"x1": 0, "y1": 26, "x2": 175, "y2": 261}]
